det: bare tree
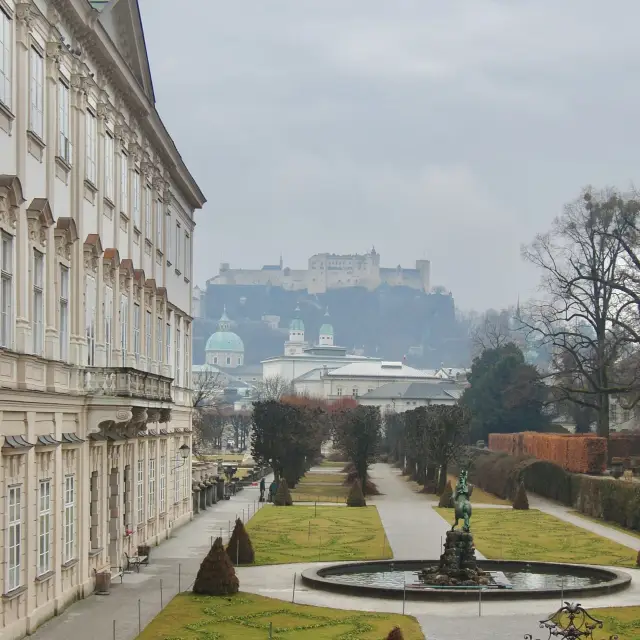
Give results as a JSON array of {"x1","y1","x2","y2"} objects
[
  {"x1": 255, "y1": 375, "x2": 292, "y2": 401},
  {"x1": 471, "y1": 308, "x2": 515, "y2": 355},
  {"x1": 192, "y1": 367, "x2": 224, "y2": 410},
  {"x1": 228, "y1": 410, "x2": 252, "y2": 450}
]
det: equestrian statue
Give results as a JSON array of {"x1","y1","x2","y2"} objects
[{"x1": 452, "y1": 469, "x2": 472, "y2": 532}]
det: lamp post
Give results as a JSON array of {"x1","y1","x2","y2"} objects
[{"x1": 172, "y1": 444, "x2": 191, "y2": 470}]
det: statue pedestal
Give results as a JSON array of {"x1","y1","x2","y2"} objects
[{"x1": 420, "y1": 530, "x2": 489, "y2": 587}]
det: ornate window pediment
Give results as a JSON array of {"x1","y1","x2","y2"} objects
[
  {"x1": 133, "y1": 269, "x2": 145, "y2": 303},
  {"x1": 144, "y1": 278, "x2": 156, "y2": 309},
  {"x1": 0, "y1": 175, "x2": 24, "y2": 231},
  {"x1": 119, "y1": 258, "x2": 134, "y2": 291},
  {"x1": 83, "y1": 233, "x2": 103, "y2": 273},
  {"x1": 156, "y1": 286, "x2": 167, "y2": 314},
  {"x1": 103, "y1": 247, "x2": 120, "y2": 286},
  {"x1": 26, "y1": 198, "x2": 55, "y2": 247},
  {"x1": 54, "y1": 217, "x2": 78, "y2": 262}
]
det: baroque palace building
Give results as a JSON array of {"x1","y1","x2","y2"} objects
[{"x1": 0, "y1": 0, "x2": 206, "y2": 638}]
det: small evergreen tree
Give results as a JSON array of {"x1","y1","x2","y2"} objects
[
  {"x1": 227, "y1": 518, "x2": 255, "y2": 565},
  {"x1": 513, "y1": 481, "x2": 529, "y2": 510},
  {"x1": 438, "y1": 480, "x2": 453, "y2": 508},
  {"x1": 636, "y1": 550, "x2": 640, "y2": 567},
  {"x1": 193, "y1": 537, "x2": 239, "y2": 595},
  {"x1": 386, "y1": 626, "x2": 405, "y2": 640},
  {"x1": 274, "y1": 477, "x2": 293, "y2": 506},
  {"x1": 347, "y1": 479, "x2": 366, "y2": 507}
]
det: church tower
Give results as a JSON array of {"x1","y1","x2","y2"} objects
[
  {"x1": 318, "y1": 308, "x2": 334, "y2": 346},
  {"x1": 284, "y1": 305, "x2": 308, "y2": 356}
]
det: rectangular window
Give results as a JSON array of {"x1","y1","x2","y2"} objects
[
  {"x1": 59, "y1": 265, "x2": 69, "y2": 361},
  {"x1": 29, "y1": 48, "x2": 44, "y2": 138},
  {"x1": 133, "y1": 171, "x2": 141, "y2": 228},
  {"x1": 159, "y1": 454, "x2": 166, "y2": 513},
  {"x1": 156, "y1": 317, "x2": 163, "y2": 364},
  {"x1": 166, "y1": 321, "x2": 171, "y2": 375},
  {"x1": 336, "y1": 387, "x2": 343, "y2": 396},
  {"x1": 184, "y1": 326, "x2": 190, "y2": 389},
  {"x1": 38, "y1": 480, "x2": 51, "y2": 575},
  {"x1": 175, "y1": 222, "x2": 181, "y2": 271},
  {"x1": 137, "y1": 458, "x2": 144, "y2": 524},
  {"x1": 133, "y1": 303, "x2": 140, "y2": 365},
  {"x1": 58, "y1": 81, "x2": 72, "y2": 164},
  {"x1": 64, "y1": 476, "x2": 75, "y2": 563},
  {"x1": 85, "y1": 275, "x2": 96, "y2": 366},
  {"x1": 173, "y1": 444, "x2": 180, "y2": 503},
  {"x1": 182, "y1": 455, "x2": 188, "y2": 500},
  {"x1": 156, "y1": 199, "x2": 162, "y2": 248},
  {"x1": 6, "y1": 486, "x2": 21, "y2": 591},
  {"x1": 0, "y1": 10, "x2": 12, "y2": 108},
  {"x1": 120, "y1": 293, "x2": 128, "y2": 366},
  {"x1": 148, "y1": 458, "x2": 155, "y2": 518},
  {"x1": 1, "y1": 232, "x2": 12, "y2": 348},
  {"x1": 86, "y1": 111, "x2": 97, "y2": 184},
  {"x1": 145, "y1": 309, "x2": 151, "y2": 363},
  {"x1": 104, "y1": 133, "x2": 114, "y2": 201},
  {"x1": 33, "y1": 250, "x2": 44, "y2": 355},
  {"x1": 184, "y1": 232, "x2": 191, "y2": 279},
  {"x1": 352, "y1": 388, "x2": 359, "y2": 398},
  {"x1": 104, "y1": 285, "x2": 113, "y2": 366},
  {"x1": 144, "y1": 185, "x2": 151, "y2": 239},
  {"x1": 176, "y1": 326, "x2": 181, "y2": 387},
  {"x1": 120, "y1": 152, "x2": 128, "y2": 214}
]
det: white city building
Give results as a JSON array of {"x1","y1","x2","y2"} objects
[{"x1": 0, "y1": 0, "x2": 205, "y2": 638}]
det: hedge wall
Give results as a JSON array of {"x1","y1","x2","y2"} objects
[
  {"x1": 488, "y1": 432, "x2": 607, "y2": 474},
  {"x1": 609, "y1": 433, "x2": 640, "y2": 460},
  {"x1": 468, "y1": 448, "x2": 640, "y2": 533}
]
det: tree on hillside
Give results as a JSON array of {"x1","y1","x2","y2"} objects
[
  {"x1": 471, "y1": 308, "x2": 514, "y2": 355},
  {"x1": 521, "y1": 188, "x2": 640, "y2": 439},
  {"x1": 332, "y1": 406, "x2": 381, "y2": 487},
  {"x1": 460, "y1": 343, "x2": 549, "y2": 443}
]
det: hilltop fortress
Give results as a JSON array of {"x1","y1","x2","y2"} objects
[{"x1": 207, "y1": 248, "x2": 431, "y2": 294}]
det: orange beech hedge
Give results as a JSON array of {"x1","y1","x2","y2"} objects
[{"x1": 488, "y1": 432, "x2": 607, "y2": 474}]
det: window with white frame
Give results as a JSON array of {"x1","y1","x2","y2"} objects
[
  {"x1": 133, "y1": 303, "x2": 140, "y2": 365},
  {"x1": 175, "y1": 222, "x2": 181, "y2": 271},
  {"x1": 120, "y1": 293, "x2": 128, "y2": 366},
  {"x1": 336, "y1": 387, "x2": 342, "y2": 396},
  {"x1": 156, "y1": 316, "x2": 163, "y2": 364},
  {"x1": 29, "y1": 48, "x2": 44, "y2": 138},
  {"x1": 137, "y1": 457, "x2": 144, "y2": 523},
  {"x1": 0, "y1": 10, "x2": 11, "y2": 109},
  {"x1": 144, "y1": 185, "x2": 151, "y2": 239},
  {"x1": 148, "y1": 458, "x2": 155, "y2": 518},
  {"x1": 145, "y1": 309, "x2": 151, "y2": 363},
  {"x1": 104, "y1": 285, "x2": 113, "y2": 366},
  {"x1": 58, "y1": 81, "x2": 72, "y2": 164},
  {"x1": 86, "y1": 111, "x2": 97, "y2": 184},
  {"x1": 352, "y1": 388, "x2": 359, "y2": 398},
  {"x1": 6, "y1": 485, "x2": 21, "y2": 592},
  {"x1": 120, "y1": 152, "x2": 128, "y2": 214},
  {"x1": 184, "y1": 325, "x2": 190, "y2": 388},
  {"x1": 104, "y1": 133, "x2": 114, "y2": 202},
  {"x1": 159, "y1": 454, "x2": 166, "y2": 513},
  {"x1": 85, "y1": 274, "x2": 96, "y2": 366},
  {"x1": 156, "y1": 198, "x2": 162, "y2": 248},
  {"x1": 173, "y1": 444, "x2": 180, "y2": 503},
  {"x1": 1, "y1": 232, "x2": 13, "y2": 348},
  {"x1": 38, "y1": 480, "x2": 51, "y2": 575},
  {"x1": 176, "y1": 325, "x2": 181, "y2": 387},
  {"x1": 33, "y1": 250, "x2": 44, "y2": 356},
  {"x1": 64, "y1": 475, "x2": 75, "y2": 562},
  {"x1": 184, "y1": 232, "x2": 191, "y2": 280},
  {"x1": 59, "y1": 265, "x2": 69, "y2": 361},
  {"x1": 133, "y1": 171, "x2": 141, "y2": 229},
  {"x1": 182, "y1": 454, "x2": 188, "y2": 500},
  {"x1": 166, "y1": 321, "x2": 171, "y2": 375}
]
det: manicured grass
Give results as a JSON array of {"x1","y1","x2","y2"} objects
[
  {"x1": 299, "y1": 473, "x2": 346, "y2": 484},
  {"x1": 569, "y1": 510, "x2": 640, "y2": 541},
  {"x1": 245, "y1": 505, "x2": 391, "y2": 565},
  {"x1": 446, "y1": 474, "x2": 509, "y2": 506},
  {"x1": 136, "y1": 592, "x2": 424, "y2": 639},
  {"x1": 434, "y1": 508, "x2": 638, "y2": 567},
  {"x1": 588, "y1": 606, "x2": 640, "y2": 639},
  {"x1": 320, "y1": 460, "x2": 347, "y2": 467},
  {"x1": 292, "y1": 483, "x2": 350, "y2": 498}
]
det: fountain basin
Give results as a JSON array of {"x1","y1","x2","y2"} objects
[{"x1": 301, "y1": 560, "x2": 631, "y2": 601}]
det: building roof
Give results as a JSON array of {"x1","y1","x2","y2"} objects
[
  {"x1": 205, "y1": 331, "x2": 244, "y2": 353},
  {"x1": 360, "y1": 381, "x2": 464, "y2": 401},
  {"x1": 319, "y1": 323, "x2": 334, "y2": 337},
  {"x1": 328, "y1": 361, "x2": 439, "y2": 379},
  {"x1": 293, "y1": 367, "x2": 340, "y2": 382}
]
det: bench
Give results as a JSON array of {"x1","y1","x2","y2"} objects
[
  {"x1": 110, "y1": 567, "x2": 124, "y2": 584},
  {"x1": 124, "y1": 552, "x2": 148, "y2": 573}
]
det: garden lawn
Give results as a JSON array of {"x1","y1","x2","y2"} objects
[
  {"x1": 446, "y1": 474, "x2": 509, "y2": 506},
  {"x1": 435, "y1": 508, "x2": 637, "y2": 567},
  {"x1": 569, "y1": 510, "x2": 640, "y2": 541},
  {"x1": 587, "y1": 606, "x2": 640, "y2": 639},
  {"x1": 320, "y1": 460, "x2": 347, "y2": 467},
  {"x1": 245, "y1": 505, "x2": 391, "y2": 564},
  {"x1": 299, "y1": 473, "x2": 346, "y2": 484},
  {"x1": 291, "y1": 483, "x2": 350, "y2": 501},
  {"x1": 136, "y1": 592, "x2": 424, "y2": 640}
]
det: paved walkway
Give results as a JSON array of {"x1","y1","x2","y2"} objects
[{"x1": 31, "y1": 480, "x2": 269, "y2": 640}]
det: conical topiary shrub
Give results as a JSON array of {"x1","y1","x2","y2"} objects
[
  {"x1": 438, "y1": 480, "x2": 453, "y2": 508},
  {"x1": 347, "y1": 478, "x2": 366, "y2": 507},
  {"x1": 386, "y1": 626, "x2": 404, "y2": 640},
  {"x1": 227, "y1": 518, "x2": 255, "y2": 565},
  {"x1": 274, "y1": 477, "x2": 293, "y2": 506},
  {"x1": 513, "y1": 481, "x2": 529, "y2": 510},
  {"x1": 193, "y1": 537, "x2": 239, "y2": 595}
]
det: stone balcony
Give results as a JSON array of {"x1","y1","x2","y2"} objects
[{"x1": 83, "y1": 367, "x2": 173, "y2": 403}]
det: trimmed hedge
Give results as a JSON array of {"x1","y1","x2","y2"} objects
[{"x1": 468, "y1": 448, "x2": 640, "y2": 533}]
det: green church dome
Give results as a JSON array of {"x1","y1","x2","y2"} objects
[
  {"x1": 319, "y1": 323, "x2": 334, "y2": 336},
  {"x1": 205, "y1": 331, "x2": 244, "y2": 353}
]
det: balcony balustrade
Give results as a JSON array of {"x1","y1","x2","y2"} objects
[{"x1": 83, "y1": 367, "x2": 173, "y2": 403}]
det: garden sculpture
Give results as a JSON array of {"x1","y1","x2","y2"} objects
[{"x1": 452, "y1": 469, "x2": 472, "y2": 532}]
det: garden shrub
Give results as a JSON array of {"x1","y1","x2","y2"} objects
[
  {"x1": 438, "y1": 481, "x2": 453, "y2": 507},
  {"x1": 274, "y1": 477, "x2": 293, "y2": 506},
  {"x1": 193, "y1": 537, "x2": 239, "y2": 596},
  {"x1": 342, "y1": 462, "x2": 356, "y2": 474},
  {"x1": 343, "y1": 469, "x2": 380, "y2": 495},
  {"x1": 226, "y1": 518, "x2": 255, "y2": 565},
  {"x1": 347, "y1": 479, "x2": 367, "y2": 507},
  {"x1": 386, "y1": 626, "x2": 404, "y2": 640},
  {"x1": 512, "y1": 481, "x2": 529, "y2": 510}
]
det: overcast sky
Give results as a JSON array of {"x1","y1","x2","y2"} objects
[{"x1": 139, "y1": 0, "x2": 640, "y2": 310}]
